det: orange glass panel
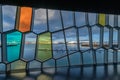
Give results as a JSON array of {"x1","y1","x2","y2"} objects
[{"x1": 18, "y1": 7, "x2": 32, "y2": 32}]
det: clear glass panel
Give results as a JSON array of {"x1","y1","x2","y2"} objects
[
  {"x1": 109, "y1": 14, "x2": 114, "y2": 27},
  {"x1": 75, "y1": 12, "x2": 86, "y2": 27},
  {"x1": 69, "y1": 68, "x2": 81, "y2": 78},
  {"x1": 43, "y1": 59, "x2": 55, "y2": 67},
  {"x1": 92, "y1": 25, "x2": 100, "y2": 49},
  {"x1": 103, "y1": 27, "x2": 109, "y2": 48},
  {"x1": 52, "y1": 31, "x2": 67, "y2": 59},
  {"x1": 0, "y1": 63, "x2": 6, "y2": 72},
  {"x1": 0, "y1": 34, "x2": 1, "y2": 62},
  {"x1": 113, "y1": 29, "x2": 118, "y2": 49},
  {"x1": 23, "y1": 33, "x2": 36, "y2": 61},
  {"x1": 79, "y1": 27, "x2": 90, "y2": 51},
  {"x1": 83, "y1": 67, "x2": 93, "y2": 78},
  {"x1": 29, "y1": 60, "x2": 41, "y2": 70},
  {"x1": 96, "y1": 48, "x2": 104, "y2": 64},
  {"x1": 69, "y1": 52, "x2": 81, "y2": 65},
  {"x1": 6, "y1": 31, "x2": 22, "y2": 62},
  {"x1": 65, "y1": 28, "x2": 78, "y2": 54},
  {"x1": 108, "y1": 49, "x2": 113, "y2": 63},
  {"x1": 61, "y1": 11, "x2": 74, "y2": 28},
  {"x1": 36, "y1": 32, "x2": 52, "y2": 62},
  {"x1": 88, "y1": 13, "x2": 96, "y2": 25},
  {"x1": 2, "y1": 5, "x2": 16, "y2": 32},
  {"x1": 117, "y1": 50, "x2": 120, "y2": 62},
  {"x1": 11, "y1": 60, "x2": 26, "y2": 70},
  {"x1": 96, "y1": 66, "x2": 104, "y2": 78},
  {"x1": 83, "y1": 50, "x2": 93, "y2": 64},
  {"x1": 17, "y1": 7, "x2": 32, "y2": 32},
  {"x1": 48, "y1": 10, "x2": 62, "y2": 32},
  {"x1": 99, "y1": 14, "x2": 106, "y2": 26},
  {"x1": 33, "y1": 9, "x2": 47, "y2": 34},
  {"x1": 57, "y1": 57, "x2": 68, "y2": 67}
]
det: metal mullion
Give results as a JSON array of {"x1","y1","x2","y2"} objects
[
  {"x1": 0, "y1": 5, "x2": 3, "y2": 32},
  {"x1": 100, "y1": 27, "x2": 104, "y2": 47},
  {"x1": 30, "y1": 8, "x2": 35, "y2": 31},
  {"x1": 60, "y1": 10, "x2": 70, "y2": 66},
  {"x1": 104, "y1": 49, "x2": 108, "y2": 64},
  {"x1": 113, "y1": 50, "x2": 117, "y2": 63},
  {"x1": 114, "y1": 15, "x2": 118, "y2": 27},
  {"x1": 46, "y1": 9, "x2": 49, "y2": 31},
  {"x1": 20, "y1": 33, "x2": 25, "y2": 59}
]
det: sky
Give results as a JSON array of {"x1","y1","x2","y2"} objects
[{"x1": 1, "y1": 5, "x2": 118, "y2": 43}]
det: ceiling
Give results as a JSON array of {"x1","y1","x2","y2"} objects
[{"x1": 0, "y1": 0, "x2": 119, "y2": 14}]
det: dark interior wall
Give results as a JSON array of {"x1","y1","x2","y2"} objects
[{"x1": 0, "y1": 0, "x2": 119, "y2": 14}]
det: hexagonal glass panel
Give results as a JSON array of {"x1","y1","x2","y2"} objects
[
  {"x1": 0, "y1": 63, "x2": 6, "y2": 73},
  {"x1": 43, "y1": 59, "x2": 55, "y2": 68},
  {"x1": 75, "y1": 12, "x2": 86, "y2": 27},
  {"x1": 83, "y1": 50, "x2": 93, "y2": 65},
  {"x1": 79, "y1": 27, "x2": 90, "y2": 51},
  {"x1": 103, "y1": 27, "x2": 109, "y2": 48},
  {"x1": 36, "y1": 32, "x2": 52, "y2": 62},
  {"x1": 69, "y1": 52, "x2": 81, "y2": 65},
  {"x1": 16, "y1": 7, "x2": 32, "y2": 32},
  {"x1": 65, "y1": 28, "x2": 78, "y2": 54},
  {"x1": 23, "y1": 33, "x2": 37, "y2": 61},
  {"x1": 52, "y1": 31, "x2": 67, "y2": 59},
  {"x1": 48, "y1": 10, "x2": 62, "y2": 32},
  {"x1": 96, "y1": 48, "x2": 104, "y2": 64},
  {"x1": 11, "y1": 60, "x2": 26, "y2": 70},
  {"x1": 6, "y1": 31, "x2": 22, "y2": 62},
  {"x1": 113, "y1": 29, "x2": 118, "y2": 49},
  {"x1": 98, "y1": 14, "x2": 106, "y2": 26},
  {"x1": 33, "y1": 9, "x2": 47, "y2": 34},
  {"x1": 88, "y1": 13, "x2": 96, "y2": 25},
  {"x1": 61, "y1": 11, "x2": 74, "y2": 28},
  {"x1": 109, "y1": 14, "x2": 114, "y2": 27},
  {"x1": 92, "y1": 25, "x2": 100, "y2": 49},
  {"x1": 56, "y1": 56, "x2": 68, "y2": 67},
  {"x1": 29, "y1": 60, "x2": 41, "y2": 70},
  {"x1": 2, "y1": 5, "x2": 16, "y2": 32},
  {"x1": 108, "y1": 49, "x2": 113, "y2": 63}
]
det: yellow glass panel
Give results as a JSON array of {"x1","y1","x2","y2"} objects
[
  {"x1": 36, "y1": 32, "x2": 52, "y2": 62},
  {"x1": 17, "y1": 7, "x2": 32, "y2": 32},
  {"x1": 99, "y1": 14, "x2": 105, "y2": 26}
]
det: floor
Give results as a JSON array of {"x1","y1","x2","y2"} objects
[{"x1": 1, "y1": 64, "x2": 120, "y2": 80}]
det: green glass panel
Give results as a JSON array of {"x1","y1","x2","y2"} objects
[
  {"x1": 6, "y1": 31, "x2": 22, "y2": 62},
  {"x1": 36, "y1": 32, "x2": 52, "y2": 62},
  {"x1": 11, "y1": 60, "x2": 26, "y2": 70},
  {"x1": 99, "y1": 14, "x2": 105, "y2": 26}
]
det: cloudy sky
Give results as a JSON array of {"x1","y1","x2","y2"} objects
[{"x1": 1, "y1": 5, "x2": 118, "y2": 43}]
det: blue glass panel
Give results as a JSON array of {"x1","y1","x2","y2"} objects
[
  {"x1": 2, "y1": 5, "x2": 16, "y2": 32},
  {"x1": 0, "y1": 34, "x2": 1, "y2": 62},
  {"x1": 83, "y1": 67, "x2": 93, "y2": 78},
  {"x1": 103, "y1": 27, "x2": 109, "y2": 48},
  {"x1": 108, "y1": 49, "x2": 113, "y2": 63},
  {"x1": 48, "y1": 10, "x2": 62, "y2": 32},
  {"x1": 29, "y1": 60, "x2": 41, "y2": 69},
  {"x1": 43, "y1": 59, "x2": 55, "y2": 67},
  {"x1": 117, "y1": 50, "x2": 120, "y2": 62},
  {"x1": 0, "y1": 63, "x2": 5, "y2": 72},
  {"x1": 69, "y1": 52, "x2": 81, "y2": 65},
  {"x1": 113, "y1": 29, "x2": 118, "y2": 49},
  {"x1": 23, "y1": 33, "x2": 36, "y2": 61},
  {"x1": 33, "y1": 9, "x2": 47, "y2": 34},
  {"x1": 61, "y1": 11, "x2": 74, "y2": 28},
  {"x1": 57, "y1": 57, "x2": 68, "y2": 67},
  {"x1": 109, "y1": 14, "x2": 114, "y2": 27},
  {"x1": 96, "y1": 48, "x2": 104, "y2": 64},
  {"x1": 52, "y1": 31, "x2": 67, "y2": 59},
  {"x1": 6, "y1": 31, "x2": 22, "y2": 62},
  {"x1": 88, "y1": 13, "x2": 96, "y2": 25}
]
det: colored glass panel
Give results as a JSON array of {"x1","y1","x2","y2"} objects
[
  {"x1": 6, "y1": 31, "x2": 22, "y2": 62},
  {"x1": 36, "y1": 32, "x2": 52, "y2": 62},
  {"x1": 17, "y1": 7, "x2": 32, "y2": 32},
  {"x1": 57, "y1": 57, "x2": 68, "y2": 67},
  {"x1": 99, "y1": 14, "x2": 105, "y2": 26}
]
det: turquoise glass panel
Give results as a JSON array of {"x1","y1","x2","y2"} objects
[{"x1": 6, "y1": 31, "x2": 22, "y2": 62}]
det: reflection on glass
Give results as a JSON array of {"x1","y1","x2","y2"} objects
[
  {"x1": 36, "y1": 32, "x2": 52, "y2": 62},
  {"x1": 0, "y1": 34, "x2": 1, "y2": 62},
  {"x1": 29, "y1": 60, "x2": 41, "y2": 70},
  {"x1": 61, "y1": 11, "x2": 74, "y2": 28},
  {"x1": 57, "y1": 57, "x2": 68, "y2": 67},
  {"x1": 0, "y1": 63, "x2": 6, "y2": 72},
  {"x1": 69, "y1": 52, "x2": 81, "y2": 65},
  {"x1": 75, "y1": 12, "x2": 86, "y2": 27},
  {"x1": 109, "y1": 14, "x2": 114, "y2": 27},
  {"x1": 33, "y1": 9, "x2": 47, "y2": 34},
  {"x1": 52, "y1": 31, "x2": 67, "y2": 59},
  {"x1": 88, "y1": 13, "x2": 96, "y2": 25},
  {"x1": 2, "y1": 5, "x2": 16, "y2": 32},
  {"x1": 96, "y1": 48, "x2": 104, "y2": 64},
  {"x1": 99, "y1": 14, "x2": 105, "y2": 26},
  {"x1": 79, "y1": 27, "x2": 90, "y2": 51},
  {"x1": 43, "y1": 59, "x2": 55, "y2": 67},
  {"x1": 11, "y1": 72, "x2": 26, "y2": 79},
  {"x1": 17, "y1": 7, "x2": 32, "y2": 32},
  {"x1": 6, "y1": 31, "x2": 22, "y2": 62},
  {"x1": 92, "y1": 26, "x2": 100, "y2": 49},
  {"x1": 49, "y1": 10, "x2": 62, "y2": 32},
  {"x1": 23, "y1": 33, "x2": 36, "y2": 61},
  {"x1": 37, "y1": 74, "x2": 52, "y2": 80},
  {"x1": 108, "y1": 49, "x2": 113, "y2": 63},
  {"x1": 83, "y1": 50, "x2": 93, "y2": 64},
  {"x1": 103, "y1": 27, "x2": 109, "y2": 48},
  {"x1": 113, "y1": 29, "x2": 118, "y2": 49}
]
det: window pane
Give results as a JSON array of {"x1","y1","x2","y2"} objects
[
  {"x1": 88, "y1": 13, "x2": 96, "y2": 25},
  {"x1": 36, "y1": 32, "x2": 52, "y2": 62},
  {"x1": 96, "y1": 48, "x2": 104, "y2": 64},
  {"x1": 43, "y1": 59, "x2": 55, "y2": 67},
  {"x1": 103, "y1": 27, "x2": 109, "y2": 48},
  {"x1": 99, "y1": 14, "x2": 106, "y2": 26},
  {"x1": 57, "y1": 57, "x2": 68, "y2": 67}
]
